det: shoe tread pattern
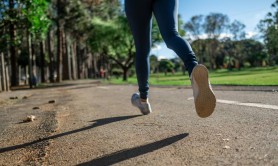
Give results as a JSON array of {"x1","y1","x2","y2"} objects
[{"x1": 192, "y1": 64, "x2": 216, "y2": 118}]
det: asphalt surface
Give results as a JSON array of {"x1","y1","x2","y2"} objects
[{"x1": 0, "y1": 81, "x2": 277, "y2": 165}]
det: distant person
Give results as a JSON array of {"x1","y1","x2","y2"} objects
[
  {"x1": 100, "y1": 66, "x2": 105, "y2": 78},
  {"x1": 126, "y1": 0, "x2": 216, "y2": 118}
]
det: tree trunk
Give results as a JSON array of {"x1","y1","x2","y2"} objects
[
  {"x1": 56, "y1": 0, "x2": 63, "y2": 82},
  {"x1": 62, "y1": 32, "x2": 71, "y2": 80},
  {"x1": 87, "y1": 48, "x2": 93, "y2": 79},
  {"x1": 93, "y1": 53, "x2": 99, "y2": 78},
  {"x1": 40, "y1": 40, "x2": 46, "y2": 83},
  {"x1": 0, "y1": 61, "x2": 2, "y2": 92},
  {"x1": 76, "y1": 43, "x2": 81, "y2": 79},
  {"x1": 31, "y1": 42, "x2": 37, "y2": 86},
  {"x1": 25, "y1": 66, "x2": 28, "y2": 85},
  {"x1": 123, "y1": 67, "x2": 128, "y2": 81},
  {"x1": 9, "y1": 0, "x2": 18, "y2": 87},
  {"x1": 0, "y1": 53, "x2": 6, "y2": 91},
  {"x1": 56, "y1": 24, "x2": 63, "y2": 82},
  {"x1": 48, "y1": 30, "x2": 55, "y2": 82},
  {"x1": 27, "y1": 32, "x2": 33, "y2": 88},
  {"x1": 5, "y1": 65, "x2": 10, "y2": 91},
  {"x1": 83, "y1": 48, "x2": 87, "y2": 79},
  {"x1": 71, "y1": 42, "x2": 77, "y2": 80},
  {"x1": 66, "y1": 34, "x2": 72, "y2": 80}
]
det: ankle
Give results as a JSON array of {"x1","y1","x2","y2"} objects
[{"x1": 140, "y1": 98, "x2": 147, "y2": 103}]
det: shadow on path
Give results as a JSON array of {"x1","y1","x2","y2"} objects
[
  {"x1": 0, "y1": 115, "x2": 141, "y2": 153},
  {"x1": 78, "y1": 133, "x2": 189, "y2": 166}
]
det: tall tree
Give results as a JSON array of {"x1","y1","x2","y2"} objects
[
  {"x1": 184, "y1": 15, "x2": 204, "y2": 39},
  {"x1": 203, "y1": 13, "x2": 229, "y2": 69},
  {"x1": 229, "y1": 20, "x2": 246, "y2": 40},
  {"x1": 203, "y1": 13, "x2": 230, "y2": 39},
  {"x1": 8, "y1": 0, "x2": 18, "y2": 86},
  {"x1": 55, "y1": 0, "x2": 64, "y2": 82},
  {"x1": 90, "y1": 15, "x2": 134, "y2": 81},
  {"x1": 185, "y1": 15, "x2": 205, "y2": 63},
  {"x1": 258, "y1": 0, "x2": 278, "y2": 65},
  {"x1": 23, "y1": 0, "x2": 50, "y2": 87}
]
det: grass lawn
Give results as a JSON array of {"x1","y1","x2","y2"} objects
[{"x1": 105, "y1": 66, "x2": 278, "y2": 86}]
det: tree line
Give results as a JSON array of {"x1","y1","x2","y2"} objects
[
  {"x1": 0, "y1": 0, "x2": 277, "y2": 92},
  {"x1": 183, "y1": 11, "x2": 276, "y2": 71}
]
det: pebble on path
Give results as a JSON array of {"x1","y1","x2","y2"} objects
[
  {"x1": 48, "y1": 100, "x2": 56, "y2": 104},
  {"x1": 23, "y1": 115, "x2": 36, "y2": 122},
  {"x1": 223, "y1": 146, "x2": 231, "y2": 149}
]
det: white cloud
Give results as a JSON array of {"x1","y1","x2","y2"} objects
[
  {"x1": 219, "y1": 33, "x2": 233, "y2": 39},
  {"x1": 187, "y1": 31, "x2": 258, "y2": 40},
  {"x1": 151, "y1": 44, "x2": 162, "y2": 51},
  {"x1": 157, "y1": 55, "x2": 167, "y2": 61},
  {"x1": 246, "y1": 31, "x2": 258, "y2": 38},
  {"x1": 186, "y1": 33, "x2": 232, "y2": 40}
]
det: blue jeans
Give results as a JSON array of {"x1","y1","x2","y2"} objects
[{"x1": 125, "y1": 0, "x2": 198, "y2": 99}]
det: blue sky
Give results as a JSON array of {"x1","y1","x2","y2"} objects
[{"x1": 121, "y1": 0, "x2": 274, "y2": 59}]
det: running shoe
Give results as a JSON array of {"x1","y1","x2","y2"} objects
[
  {"x1": 190, "y1": 64, "x2": 216, "y2": 118},
  {"x1": 131, "y1": 93, "x2": 152, "y2": 115}
]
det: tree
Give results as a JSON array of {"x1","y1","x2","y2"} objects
[
  {"x1": 158, "y1": 59, "x2": 174, "y2": 75},
  {"x1": 229, "y1": 20, "x2": 246, "y2": 40},
  {"x1": 0, "y1": 0, "x2": 50, "y2": 87},
  {"x1": 150, "y1": 54, "x2": 158, "y2": 74},
  {"x1": 191, "y1": 39, "x2": 207, "y2": 64},
  {"x1": 8, "y1": 0, "x2": 18, "y2": 86},
  {"x1": 184, "y1": 15, "x2": 204, "y2": 39},
  {"x1": 240, "y1": 39, "x2": 266, "y2": 67},
  {"x1": 258, "y1": 0, "x2": 278, "y2": 65},
  {"x1": 220, "y1": 37, "x2": 236, "y2": 69},
  {"x1": 185, "y1": 15, "x2": 205, "y2": 63},
  {"x1": 23, "y1": 0, "x2": 51, "y2": 87},
  {"x1": 106, "y1": 16, "x2": 135, "y2": 81},
  {"x1": 203, "y1": 13, "x2": 229, "y2": 39},
  {"x1": 203, "y1": 13, "x2": 229, "y2": 69}
]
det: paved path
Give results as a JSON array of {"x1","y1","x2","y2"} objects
[{"x1": 0, "y1": 82, "x2": 277, "y2": 165}]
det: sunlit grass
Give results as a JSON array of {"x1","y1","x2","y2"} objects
[{"x1": 105, "y1": 66, "x2": 278, "y2": 86}]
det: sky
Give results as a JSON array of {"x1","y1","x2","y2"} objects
[{"x1": 121, "y1": 0, "x2": 275, "y2": 59}]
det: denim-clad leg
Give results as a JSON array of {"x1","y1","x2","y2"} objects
[
  {"x1": 125, "y1": 0, "x2": 153, "y2": 99},
  {"x1": 153, "y1": 0, "x2": 198, "y2": 75},
  {"x1": 125, "y1": 0, "x2": 198, "y2": 100}
]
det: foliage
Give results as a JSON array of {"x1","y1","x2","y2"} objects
[
  {"x1": 258, "y1": 0, "x2": 278, "y2": 65},
  {"x1": 22, "y1": 0, "x2": 51, "y2": 39},
  {"x1": 184, "y1": 15, "x2": 204, "y2": 39},
  {"x1": 203, "y1": 13, "x2": 230, "y2": 39},
  {"x1": 229, "y1": 20, "x2": 246, "y2": 40},
  {"x1": 158, "y1": 59, "x2": 175, "y2": 74}
]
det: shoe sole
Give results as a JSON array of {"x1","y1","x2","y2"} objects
[{"x1": 192, "y1": 64, "x2": 216, "y2": 118}]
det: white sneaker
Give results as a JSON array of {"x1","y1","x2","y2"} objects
[
  {"x1": 131, "y1": 93, "x2": 152, "y2": 115},
  {"x1": 190, "y1": 64, "x2": 216, "y2": 118}
]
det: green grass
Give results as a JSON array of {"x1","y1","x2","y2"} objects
[{"x1": 105, "y1": 66, "x2": 278, "y2": 86}]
